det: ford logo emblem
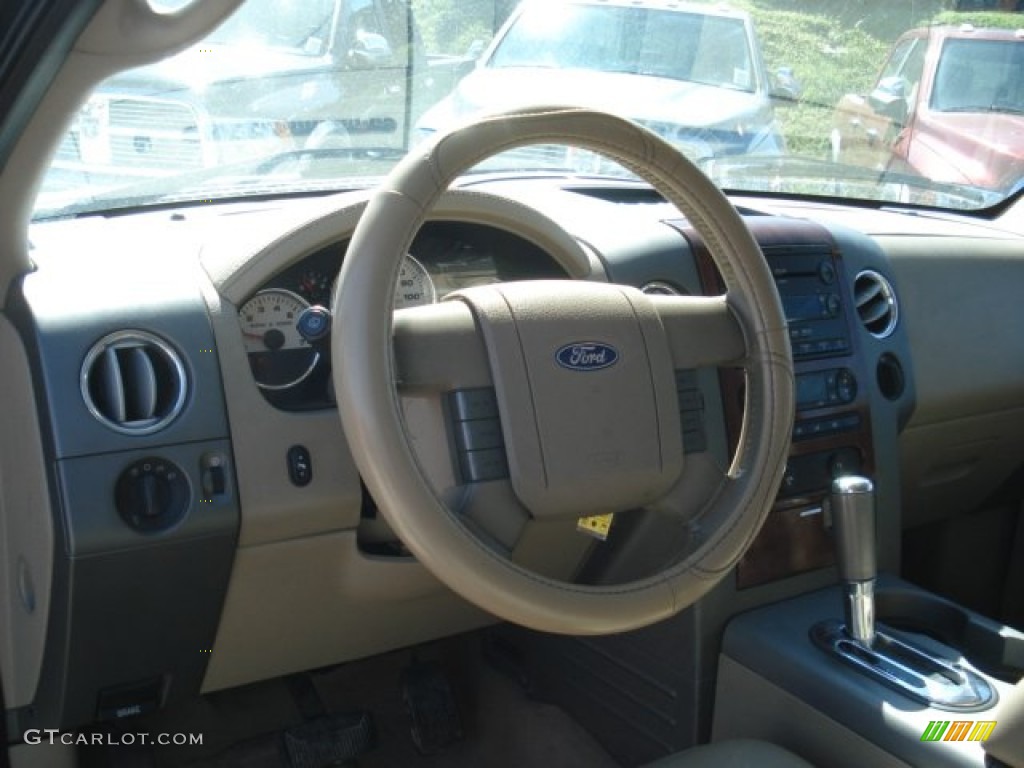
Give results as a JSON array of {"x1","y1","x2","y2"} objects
[{"x1": 556, "y1": 342, "x2": 619, "y2": 372}]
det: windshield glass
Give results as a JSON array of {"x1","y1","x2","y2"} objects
[
  {"x1": 931, "y1": 37, "x2": 1024, "y2": 114},
  {"x1": 490, "y1": 4, "x2": 754, "y2": 91},
  {"x1": 34, "y1": 0, "x2": 1024, "y2": 220}
]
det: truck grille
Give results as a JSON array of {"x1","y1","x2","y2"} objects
[
  {"x1": 107, "y1": 98, "x2": 204, "y2": 169},
  {"x1": 58, "y1": 96, "x2": 206, "y2": 172}
]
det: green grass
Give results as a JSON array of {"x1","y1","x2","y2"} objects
[{"x1": 746, "y1": 4, "x2": 888, "y2": 156}]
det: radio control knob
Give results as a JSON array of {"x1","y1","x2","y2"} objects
[
  {"x1": 825, "y1": 293, "x2": 842, "y2": 317},
  {"x1": 818, "y1": 260, "x2": 836, "y2": 285},
  {"x1": 836, "y1": 369, "x2": 857, "y2": 403}
]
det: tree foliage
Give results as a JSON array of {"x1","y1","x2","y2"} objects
[{"x1": 413, "y1": 0, "x2": 517, "y2": 55}]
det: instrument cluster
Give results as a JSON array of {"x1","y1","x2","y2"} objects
[{"x1": 239, "y1": 221, "x2": 567, "y2": 410}]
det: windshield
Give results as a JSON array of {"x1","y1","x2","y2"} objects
[
  {"x1": 489, "y1": 4, "x2": 754, "y2": 92},
  {"x1": 34, "y1": 0, "x2": 1024, "y2": 220},
  {"x1": 931, "y1": 37, "x2": 1024, "y2": 114},
  {"x1": 156, "y1": 0, "x2": 340, "y2": 55}
]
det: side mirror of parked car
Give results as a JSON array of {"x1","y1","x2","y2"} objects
[
  {"x1": 867, "y1": 76, "x2": 909, "y2": 123},
  {"x1": 347, "y1": 31, "x2": 394, "y2": 69},
  {"x1": 771, "y1": 66, "x2": 802, "y2": 103}
]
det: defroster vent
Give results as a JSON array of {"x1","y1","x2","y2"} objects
[
  {"x1": 853, "y1": 270, "x2": 899, "y2": 339},
  {"x1": 81, "y1": 331, "x2": 188, "y2": 435}
]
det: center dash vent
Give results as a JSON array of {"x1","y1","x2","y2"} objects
[
  {"x1": 80, "y1": 331, "x2": 188, "y2": 435},
  {"x1": 853, "y1": 270, "x2": 899, "y2": 339}
]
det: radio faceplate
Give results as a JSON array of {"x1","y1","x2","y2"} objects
[
  {"x1": 676, "y1": 217, "x2": 875, "y2": 588},
  {"x1": 769, "y1": 245, "x2": 853, "y2": 361}
]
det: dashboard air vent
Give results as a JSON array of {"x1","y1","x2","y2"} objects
[
  {"x1": 80, "y1": 331, "x2": 187, "y2": 435},
  {"x1": 853, "y1": 270, "x2": 898, "y2": 339}
]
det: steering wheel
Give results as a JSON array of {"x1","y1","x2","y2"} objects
[{"x1": 332, "y1": 106, "x2": 793, "y2": 635}]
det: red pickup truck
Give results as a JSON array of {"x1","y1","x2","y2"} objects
[{"x1": 831, "y1": 24, "x2": 1024, "y2": 194}]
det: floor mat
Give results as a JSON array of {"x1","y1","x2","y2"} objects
[{"x1": 311, "y1": 634, "x2": 619, "y2": 768}]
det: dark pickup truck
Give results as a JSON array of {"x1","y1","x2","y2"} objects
[{"x1": 51, "y1": 0, "x2": 472, "y2": 186}]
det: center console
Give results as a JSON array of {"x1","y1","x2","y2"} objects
[
  {"x1": 714, "y1": 576, "x2": 1024, "y2": 767},
  {"x1": 686, "y1": 218, "x2": 879, "y2": 588},
  {"x1": 696, "y1": 222, "x2": 1024, "y2": 767}
]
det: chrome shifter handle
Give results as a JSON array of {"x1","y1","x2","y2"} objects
[
  {"x1": 830, "y1": 475, "x2": 876, "y2": 645},
  {"x1": 815, "y1": 475, "x2": 995, "y2": 709}
]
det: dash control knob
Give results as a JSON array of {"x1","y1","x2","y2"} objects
[{"x1": 115, "y1": 457, "x2": 190, "y2": 533}]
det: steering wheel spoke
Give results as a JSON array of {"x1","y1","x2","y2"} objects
[
  {"x1": 455, "y1": 478, "x2": 530, "y2": 554},
  {"x1": 651, "y1": 293, "x2": 747, "y2": 369},
  {"x1": 393, "y1": 302, "x2": 492, "y2": 394}
]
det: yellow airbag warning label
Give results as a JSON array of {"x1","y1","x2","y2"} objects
[{"x1": 577, "y1": 513, "x2": 614, "y2": 540}]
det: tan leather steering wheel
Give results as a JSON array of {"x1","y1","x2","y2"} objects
[{"x1": 332, "y1": 106, "x2": 793, "y2": 635}]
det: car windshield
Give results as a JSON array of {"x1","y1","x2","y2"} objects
[
  {"x1": 489, "y1": 4, "x2": 754, "y2": 91},
  {"x1": 33, "y1": 0, "x2": 1024, "y2": 220},
  {"x1": 931, "y1": 37, "x2": 1024, "y2": 114}
]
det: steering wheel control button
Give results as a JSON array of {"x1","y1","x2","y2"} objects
[
  {"x1": 454, "y1": 419, "x2": 504, "y2": 452},
  {"x1": 449, "y1": 388, "x2": 499, "y2": 421},
  {"x1": 458, "y1": 447, "x2": 509, "y2": 484},
  {"x1": 115, "y1": 457, "x2": 190, "y2": 533},
  {"x1": 287, "y1": 445, "x2": 313, "y2": 487},
  {"x1": 448, "y1": 389, "x2": 509, "y2": 482},
  {"x1": 675, "y1": 369, "x2": 707, "y2": 454}
]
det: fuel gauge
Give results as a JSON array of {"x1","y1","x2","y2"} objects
[{"x1": 239, "y1": 288, "x2": 319, "y2": 389}]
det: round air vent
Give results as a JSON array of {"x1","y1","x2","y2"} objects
[
  {"x1": 853, "y1": 270, "x2": 899, "y2": 339},
  {"x1": 80, "y1": 331, "x2": 188, "y2": 435}
]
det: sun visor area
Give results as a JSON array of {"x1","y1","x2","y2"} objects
[{"x1": 447, "y1": 281, "x2": 683, "y2": 519}]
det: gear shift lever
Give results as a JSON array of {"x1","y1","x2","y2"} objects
[
  {"x1": 830, "y1": 475, "x2": 876, "y2": 646},
  {"x1": 813, "y1": 475, "x2": 995, "y2": 708}
]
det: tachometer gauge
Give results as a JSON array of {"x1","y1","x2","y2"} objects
[
  {"x1": 394, "y1": 255, "x2": 436, "y2": 308},
  {"x1": 239, "y1": 288, "x2": 318, "y2": 390}
]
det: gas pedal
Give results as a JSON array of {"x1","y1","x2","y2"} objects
[{"x1": 401, "y1": 660, "x2": 463, "y2": 755}]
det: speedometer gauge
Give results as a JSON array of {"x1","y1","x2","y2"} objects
[
  {"x1": 394, "y1": 255, "x2": 436, "y2": 308},
  {"x1": 239, "y1": 288, "x2": 318, "y2": 390}
]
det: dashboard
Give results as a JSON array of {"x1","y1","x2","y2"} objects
[{"x1": 9, "y1": 178, "x2": 1024, "y2": 735}]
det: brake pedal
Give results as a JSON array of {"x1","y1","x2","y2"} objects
[
  {"x1": 283, "y1": 710, "x2": 375, "y2": 768},
  {"x1": 401, "y1": 660, "x2": 463, "y2": 754}
]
